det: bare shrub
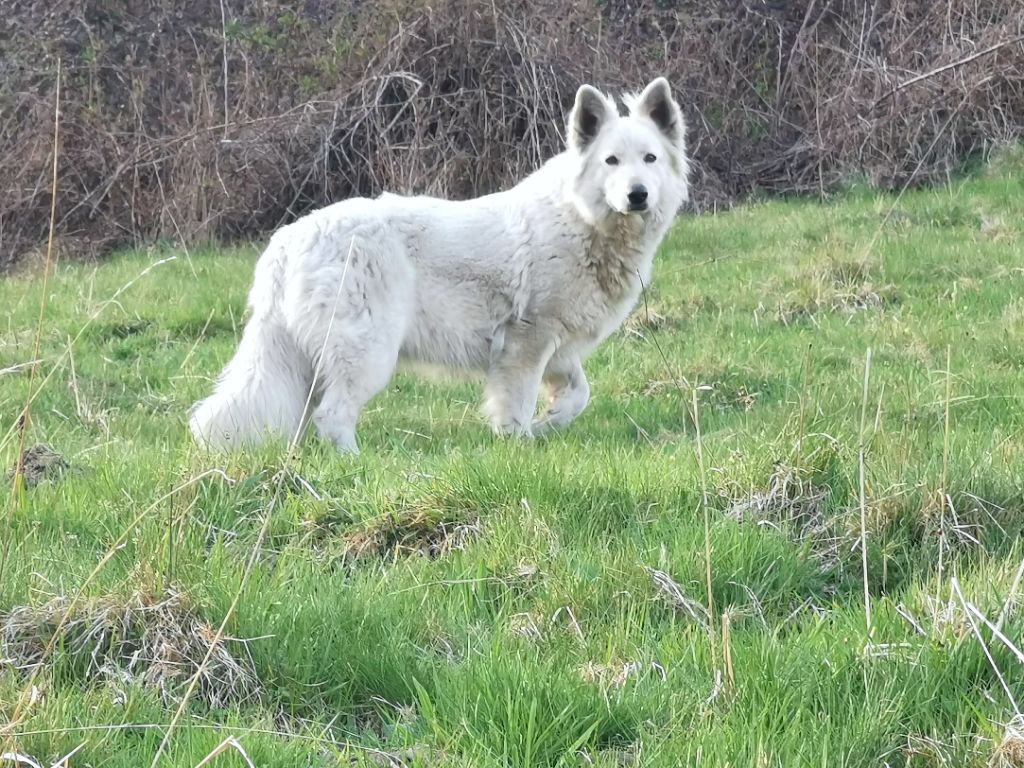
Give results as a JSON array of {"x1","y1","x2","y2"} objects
[{"x1": 2, "y1": 0, "x2": 1022, "y2": 269}]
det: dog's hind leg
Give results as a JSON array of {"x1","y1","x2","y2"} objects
[
  {"x1": 310, "y1": 327, "x2": 402, "y2": 454},
  {"x1": 287, "y1": 228, "x2": 413, "y2": 453},
  {"x1": 533, "y1": 352, "x2": 590, "y2": 435}
]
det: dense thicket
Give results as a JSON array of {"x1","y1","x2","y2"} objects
[{"x1": 2, "y1": 0, "x2": 1021, "y2": 267}]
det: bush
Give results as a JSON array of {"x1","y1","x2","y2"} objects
[{"x1": 2, "y1": 0, "x2": 1022, "y2": 268}]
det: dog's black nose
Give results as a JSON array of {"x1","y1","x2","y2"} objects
[{"x1": 627, "y1": 186, "x2": 648, "y2": 207}]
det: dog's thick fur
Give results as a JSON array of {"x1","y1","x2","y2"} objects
[{"x1": 190, "y1": 78, "x2": 690, "y2": 452}]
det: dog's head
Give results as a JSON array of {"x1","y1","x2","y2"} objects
[{"x1": 566, "y1": 77, "x2": 689, "y2": 222}]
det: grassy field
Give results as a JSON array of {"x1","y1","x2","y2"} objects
[{"x1": 2, "y1": 151, "x2": 1024, "y2": 767}]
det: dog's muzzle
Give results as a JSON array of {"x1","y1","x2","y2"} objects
[{"x1": 627, "y1": 185, "x2": 649, "y2": 212}]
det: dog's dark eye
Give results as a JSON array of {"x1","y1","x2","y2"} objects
[
  {"x1": 605, "y1": 156, "x2": 619, "y2": 166},
  {"x1": 644, "y1": 153, "x2": 657, "y2": 163}
]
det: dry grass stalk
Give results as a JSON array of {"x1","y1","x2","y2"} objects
[
  {"x1": 194, "y1": 736, "x2": 256, "y2": 768},
  {"x1": 859, "y1": 347, "x2": 873, "y2": 632},
  {"x1": 953, "y1": 577, "x2": 1021, "y2": 715},
  {"x1": 0, "y1": 753, "x2": 43, "y2": 768},
  {"x1": 646, "y1": 567, "x2": 710, "y2": 631}
]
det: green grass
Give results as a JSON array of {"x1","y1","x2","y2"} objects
[{"x1": 2, "y1": 150, "x2": 1024, "y2": 767}]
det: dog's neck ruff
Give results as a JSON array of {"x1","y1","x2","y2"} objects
[{"x1": 581, "y1": 209, "x2": 662, "y2": 297}]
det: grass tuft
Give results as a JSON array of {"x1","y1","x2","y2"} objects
[
  {"x1": 5, "y1": 444, "x2": 71, "y2": 487},
  {"x1": 1, "y1": 590, "x2": 259, "y2": 709},
  {"x1": 724, "y1": 461, "x2": 842, "y2": 575},
  {"x1": 342, "y1": 510, "x2": 482, "y2": 563},
  {"x1": 992, "y1": 717, "x2": 1024, "y2": 768},
  {"x1": 777, "y1": 253, "x2": 899, "y2": 325}
]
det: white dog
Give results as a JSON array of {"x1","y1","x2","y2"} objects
[{"x1": 190, "y1": 77, "x2": 690, "y2": 452}]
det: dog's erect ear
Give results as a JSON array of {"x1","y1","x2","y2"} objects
[
  {"x1": 635, "y1": 77, "x2": 685, "y2": 146},
  {"x1": 569, "y1": 85, "x2": 614, "y2": 151}
]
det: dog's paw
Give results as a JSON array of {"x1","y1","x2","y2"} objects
[
  {"x1": 530, "y1": 412, "x2": 562, "y2": 436},
  {"x1": 490, "y1": 418, "x2": 534, "y2": 440}
]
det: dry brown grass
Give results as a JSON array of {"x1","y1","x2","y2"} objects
[
  {"x1": 992, "y1": 717, "x2": 1024, "y2": 768},
  {"x1": 776, "y1": 255, "x2": 899, "y2": 325},
  {"x1": 646, "y1": 567, "x2": 710, "y2": 630},
  {"x1": 0, "y1": 590, "x2": 260, "y2": 708},
  {"x1": 341, "y1": 509, "x2": 481, "y2": 562},
  {"x1": 5, "y1": 443, "x2": 71, "y2": 487},
  {"x1": 623, "y1": 301, "x2": 670, "y2": 337},
  {"x1": 723, "y1": 462, "x2": 843, "y2": 574}
]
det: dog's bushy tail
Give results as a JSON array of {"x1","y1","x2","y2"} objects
[{"x1": 189, "y1": 313, "x2": 313, "y2": 450}]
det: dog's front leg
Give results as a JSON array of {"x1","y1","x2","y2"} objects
[
  {"x1": 482, "y1": 325, "x2": 553, "y2": 438},
  {"x1": 533, "y1": 352, "x2": 590, "y2": 435}
]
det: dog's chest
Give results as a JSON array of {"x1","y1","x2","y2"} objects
[
  {"x1": 567, "y1": 230, "x2": 654, "y2": 344},
  {"x1": 583, "y1": 222, "x2": 651, "y2": 296}
]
